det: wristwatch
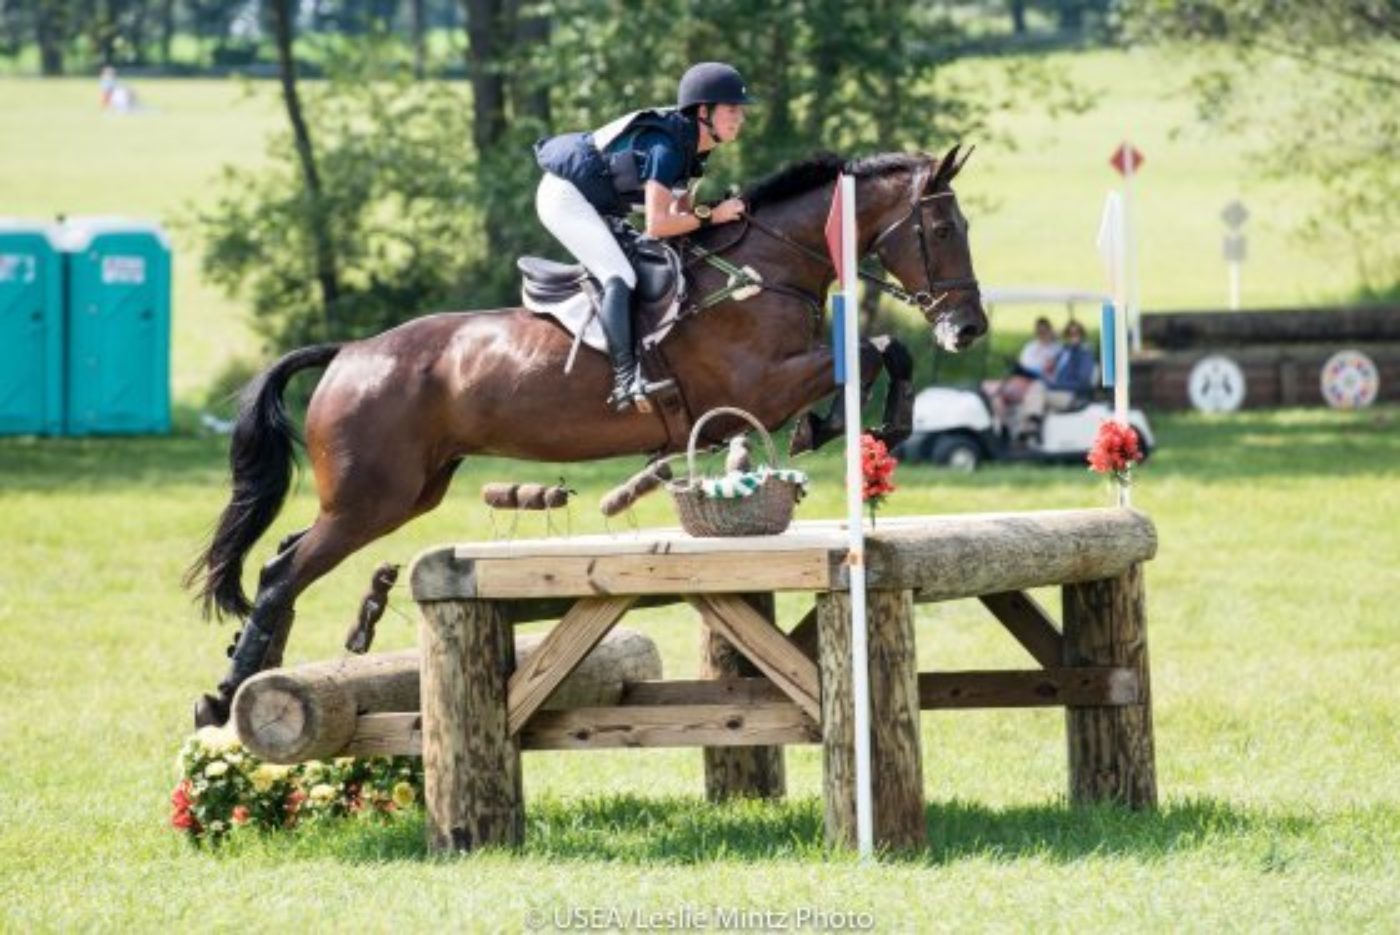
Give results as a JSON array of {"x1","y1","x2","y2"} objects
[{"x1": 693, "y1": 204, "x2": 713, "y2": 227}]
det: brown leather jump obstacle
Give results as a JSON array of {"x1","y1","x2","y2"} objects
[{"x1": 273, "y1": 508, "x2": 1158, "y2": 855}]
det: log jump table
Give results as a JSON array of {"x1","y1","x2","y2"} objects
[{"x1": 406, "y1": 508, "x2": 1158, "y2": 854}]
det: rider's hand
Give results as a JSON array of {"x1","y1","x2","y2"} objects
[{"x1": 714, "y1": 198, "x2": 746, "y2": 224}]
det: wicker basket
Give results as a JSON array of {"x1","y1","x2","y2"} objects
[{"x1": 668, "y1": 407, "x2": 802, "y2": 537}]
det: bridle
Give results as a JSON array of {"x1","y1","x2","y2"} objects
[{"x1": 863, "y1": 164, "x2": 980, "y2": 314}]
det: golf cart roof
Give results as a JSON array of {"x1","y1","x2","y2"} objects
[{"x1": 982, "y1": 286, "x2": 1111, "y2": 306}]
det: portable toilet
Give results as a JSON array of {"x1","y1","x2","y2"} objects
[
  {"x1": 0, "y1": 220, "x2": 65, "y2": 435},
  {"x1": 58, "y1": 218, "x2": 172, "y2": 435}
]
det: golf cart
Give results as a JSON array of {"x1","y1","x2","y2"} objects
[{"x1": 895, "y1": 287, "x2": 1156, "y2": 471}]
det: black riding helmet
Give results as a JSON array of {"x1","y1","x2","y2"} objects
[{"x1": 677, "y1": 62, "x2": 756, "y2": 110}]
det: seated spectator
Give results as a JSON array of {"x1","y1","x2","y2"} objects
[
  {"x1": 983, "y1": 316, "x2": 1061, "y2": 428},
  {"x1": 1016, "y1": 319, "x2": 1097, "y2": 441}
]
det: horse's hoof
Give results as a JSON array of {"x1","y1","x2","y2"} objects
[{"x1": 193, "y1": 693, "x2": 230, "y2": 730}]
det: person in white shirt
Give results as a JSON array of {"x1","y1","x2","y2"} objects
[{"x1": 984, "y1": 316, "x2": 1061, "y2": 429}]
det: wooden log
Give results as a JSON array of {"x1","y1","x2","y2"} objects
[
  {"x1": 699, "y1": 593, "x2": 786, "y2": 802},
  {"x1": 233, "y1": 627, "x2": 662, "y2": 764},
  {"x1": 420, "y1": 599, "x2": 522, "y2": 853},
  {"x1": 1063, "y1": 565, "x2": 1157, "y2": 809},
  {"x1": 869, "y1": 508, "x2": 1157, "y2": 599},
  {"x1": 1140, "y1": 305, "x2": 1400, "y2": 350},
  {"x1": 918, "y1": 668, "x2": 1140, "y2": 709},
  {"x1": 819, "y1": 590, "x2": 926, "y2": 853}
]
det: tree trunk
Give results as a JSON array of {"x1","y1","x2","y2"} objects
[
  {"x1": 159, "y1": 0, "x2": 174, "y2": 65},
  {"x1": 270, "y1": 0, "x2": 342, "y2": 334},
  {"x1": 460, "y1": 0, "x2": 507, "y2": 153},
  {"x1": 409, "y1": 0, "x2": 427, "y2": 79},
  {"x1": 35, "y1": 0, "x2": 67, "y2": 76}
]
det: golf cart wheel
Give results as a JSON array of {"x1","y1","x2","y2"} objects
[
  {"x1": 1133, "y1": 428, "x2": 1152, "y2": 462},
  {"x1": 931, "y1": 434, "x2": 981, "y2": 472}
]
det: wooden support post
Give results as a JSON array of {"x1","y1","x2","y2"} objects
[
  {"x1": 1063, "y1": 564, "x2": 1157, "y2": 809},
  {"x1": 419, "y1": 599, "x2": 523, "y2": 853},
  {"x1": 699, "y1": 593, "x2": 786, "y2": 802},
  {"x1": 818, "y1": 590, "x2": 926, "y2": 852}
]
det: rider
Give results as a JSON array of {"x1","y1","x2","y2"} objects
[{"x1": 533, "y1": 62, "x2": 752, "y2": 411}]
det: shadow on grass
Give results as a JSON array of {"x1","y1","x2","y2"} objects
[{"x1": 243, "y1": 793, "x2": 1311, "y2": 867}]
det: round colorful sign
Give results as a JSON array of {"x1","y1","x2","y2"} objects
[
  {"x1": 1320, "y1": 350, "x2": 1379, "y2": 409},
  {"x1": 1188, "y1": 354, "x2": 1246, "y2": 413}
]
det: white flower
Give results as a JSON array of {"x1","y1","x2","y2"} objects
[
  {"x1": 309, "y1": 783, "x2": 337, "y2": 804},
  {"x1": 208, "y1": 820, "x2": 226, "y2": 834},
  {"x1": 224, "y1": 752, "x2": 243, "y2": 767},
  {"x1": 204, "y1": 761, "x2": 230, "y2": 778},
  {"x1": 195, "y1": 726, "x2": 241, "y2": 755}
]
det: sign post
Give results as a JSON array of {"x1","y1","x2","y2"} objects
[{"x1": 1110, "y1": 143, "x2": 1144, "y2": 353}]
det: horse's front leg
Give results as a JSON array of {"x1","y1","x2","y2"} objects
[
  {"x1": 868, "y1": 335, "x2": 916, "y2": 450},
  {"x1": 788, "y1": 339, "x2": 888, "y2": 456}
]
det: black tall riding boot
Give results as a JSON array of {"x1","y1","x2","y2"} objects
[{"x1": 598, "y1": 276, "x2": 644, "y2": 411}]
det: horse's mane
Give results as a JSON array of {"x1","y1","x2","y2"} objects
[{"x1": 741, "y1": 151, "x2": 929, "y2": 211}]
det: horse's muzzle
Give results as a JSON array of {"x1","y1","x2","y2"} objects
[{"x1": 933, "y1": 302, "x2": 988, "y2": 352}]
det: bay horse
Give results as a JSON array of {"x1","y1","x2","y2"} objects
[{"x1": 188, "y1": 145, "x2": 987, "y2": 727}]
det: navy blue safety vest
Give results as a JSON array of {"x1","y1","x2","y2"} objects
[{"x1": 534, "y1": 109, "x2": 703, "y2": 217}]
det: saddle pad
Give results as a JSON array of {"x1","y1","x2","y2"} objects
[{"x1": 523, "y1": 290, "x2": 608, "y2": 354}]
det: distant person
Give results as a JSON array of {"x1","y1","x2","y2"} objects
[
  {"x1": 99, "y1": 65, "x2": 140, "y2": 113},
  {"x1": 983, "y1": 316, "x2": 1061, "y2": 428},
  {"x1": 1017, "y1": 319, "x2": 1097, "y2": 441}
]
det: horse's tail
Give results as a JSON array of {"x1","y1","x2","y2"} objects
[{"x1": 185, "y1": 343, "x2": 343, "y2": 620}]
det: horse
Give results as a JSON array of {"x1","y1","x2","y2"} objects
[{"x1": 187, "y1": 145, "x2": 987, "y2": 727}]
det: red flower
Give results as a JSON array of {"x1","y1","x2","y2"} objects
[
  {"x1": 170, "y1": 779, "x2": 201, "y2": 833},
  {"x1": 861, "y1": 434, "x2": 898, "y2": 506},
  {"x1": 1087, "y1": 420, "x2": 1142, "y2": 483},
  {"x1": 231, "y1": 805, "x2": 251, "y2": 825}
]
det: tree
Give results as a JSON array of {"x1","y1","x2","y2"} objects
[{"x1": 1120, "y1": 0, "x2": 1400, "y2": 293}]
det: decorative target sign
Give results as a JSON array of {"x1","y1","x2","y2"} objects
[
  {"x1": 1188, "y1": 354, "x2": 1247, "y2": 412},
  {"x1": 1320, "y1": 350, "x2": 1379, "y2": 409}
]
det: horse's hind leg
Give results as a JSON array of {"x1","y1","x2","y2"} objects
[{"x1": 194, "y1": 461, "x2": 456, "y2": 729}]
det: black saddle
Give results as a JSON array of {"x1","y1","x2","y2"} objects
[{"x1": 519, "y1": 230, "x2": 684, "y2": 310}]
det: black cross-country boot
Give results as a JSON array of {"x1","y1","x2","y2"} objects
[
  {"x1": 597, "y1": 276, "x2": 646, "y2": 412},
  {"x1": 193, "y1": 619, "x2": 277, "y2": 729}
]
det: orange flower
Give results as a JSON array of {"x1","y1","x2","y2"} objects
[{"x1": 1088, "y1": 421, "x2": 1142, "y2": 484}]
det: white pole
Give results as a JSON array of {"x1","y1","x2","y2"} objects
[
  {"x1": 1124, "y1": 151, "x2": 1142, "y2": 354},
  {"x1": 839, "y1": 173, "x2": 874, "y2": 860},
  {"x1": 1229, "y1": 260, "x2": 1241, "y2": 311}
]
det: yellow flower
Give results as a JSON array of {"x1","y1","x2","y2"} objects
[
  {"x1": 334, "y1": 757, "x2": 355, "y2": 767},
  {"x1": 310, "y1": 783, "x2": 337, "y2": 804},
  {"x1": 391, "y1": 782, "x2": 416, "y2": 809},
  {"x1": 204, "y1": 761, "x2": 230, "y2": 778},
  {"x1": 250, "y1": 763, "x2": 291, "y2": 792}
]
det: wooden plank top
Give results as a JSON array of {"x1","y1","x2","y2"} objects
[{"x1": 409, "y1": 509, "x2": 1157, "y2": 602}]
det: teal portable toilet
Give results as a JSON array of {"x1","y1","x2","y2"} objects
[
  {"x1": 0, "y1": 220, "x2": 64, "y2": 435},
  {"x1": 59, "y1": 218, "x2": 172, "y2": 435}
]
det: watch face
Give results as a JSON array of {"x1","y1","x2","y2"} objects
[{"x1": 694, "y1": 205, "x2": 712, "y2": 220}]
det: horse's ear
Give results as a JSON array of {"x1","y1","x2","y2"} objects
[
  {"x1": 953, "y1": 144, "x2": 975, "y2": 178},
  {"x1": 931, "y1": 144, "x2": 962, "y2": 189}
]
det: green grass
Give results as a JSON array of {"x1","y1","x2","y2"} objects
[
  {"x1": 2, "y1": 408, "x2": 1398, "y2": 930},
  {"x1": 0, "y1": 47, "x2": 1378, "y2": 405}
]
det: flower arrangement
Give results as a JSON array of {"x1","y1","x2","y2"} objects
[
  {"x1": 1087, "y1": 419, "x2": 1143, "y2": 487},
  {"x1": 170, "y1": 726, "x2": 422, "y2": 844},
  {"x1": 861, "y1": 433, "x2": 898, "y2": 525}
]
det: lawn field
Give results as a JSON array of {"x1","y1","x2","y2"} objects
[
  {"x1": 1, "y1": 409, "x2": 1398, "y2": 930},
  {"x1": 0, "y1": 48, "x2": 1374, "y2": 403},
  {"x1": 2, "y1": 45, "x2": 1397, "y2": 933}
]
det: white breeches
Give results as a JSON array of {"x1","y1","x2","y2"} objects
[{"x1": 535, "y1": 173, "x2": 637, "y2": 288}]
